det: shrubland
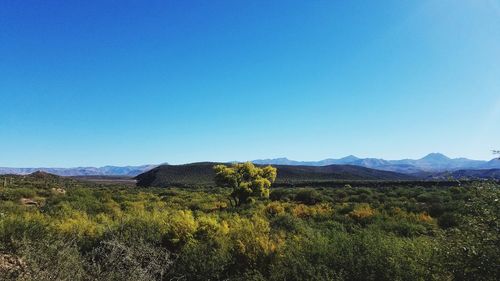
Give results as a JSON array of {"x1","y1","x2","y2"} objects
[{"x1": 0, "y1": 173, "x2": 498, "y2": 280}]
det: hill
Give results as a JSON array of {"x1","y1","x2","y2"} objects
[
  {"x1": 427, "y1": 169, "x2": 500, "y2": 180},
  {"x1": 135, "y1": 162, "x2": 416, "y2": 187},
  {"x1": 0, "y1": 171, "x2": 82, "y2": 189}
]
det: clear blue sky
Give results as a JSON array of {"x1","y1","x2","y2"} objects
[{"x1": 1, "y1": 0, "x2": 499, "y2": 167}]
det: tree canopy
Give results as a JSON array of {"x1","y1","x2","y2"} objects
[{"x1": 213, "y1": 162, "x2": 277, "y2": 206}]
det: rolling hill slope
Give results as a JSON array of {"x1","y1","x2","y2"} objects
[
  {"x1": 135, "y1": 162, "x2": 416, "y2": 187},
  {"x1": 427, "y1": 169, "x2": 500, "y2": 180}
]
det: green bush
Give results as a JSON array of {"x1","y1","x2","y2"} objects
[{"x1": 294, "y1": 189, "x2": 324, "y2": 205}]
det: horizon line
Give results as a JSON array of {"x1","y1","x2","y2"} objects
[{"x1": 1, "y1": 152, "x2": 497, "y2": 168}]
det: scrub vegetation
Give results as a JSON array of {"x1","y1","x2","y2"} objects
[{"x1": 0, "y1": 171, "x2": 498, "y2": 281}]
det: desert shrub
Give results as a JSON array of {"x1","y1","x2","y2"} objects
[
  {"x1": 0, "y1": 201, "x2": 22, "y2": 215},
  {"x1": 0, "y1": 212, "x2": 49, "y2": 250},
  {"x1": 171, "y1": 238, "x2": 232, "y2": 281},
  {"x1": 227, "y1": 215, "x2": 282, "y2": 272},
  {"x1": 194, "y1": 214, "x2": 229, "y2": 241},
  {"x1": 437, "y1": 212, "x2": 460, "y2": 229},
  {"x1": 269, "y1": 189, "x2": 294, "y2": 201},
  {"x1": 416, "y1": 193, "x2": 434, "y2": 203},
  {"x1": 86, "y1": 237, "x2": 173, "y2": 281},
  {"x1": 436, "y1": 184, "x2": 500, "y2": 281},
  {"x1": 0, "y1": 188, "x2": 37, "y2": 201},
  {"x1": 264, "y1": 202, "x2": 286, "y2": 217},
  {"x1": 118, "y1": 210, "x2": 169, "y2": 244},
  {"x1": 333, "y1": 190, "x2": 348, "y2": 202},
  {"x1": 416, "y1": 212, "x2": 434, "y2": 223},
  {"x1": 164, "y1": 210, "x2": 197, "y2": 248},
  {"x1": 294, "y1": 189, "x2": 324, "y2": 205},
  {"x1": 15, "y1": 237, "x2": 86, "y2": 281},
  {"x1": 271, "y1": 228, "x2": 439, "y2": 281},
  {"x1": 269, "y1": 232, "x2": 342, "y2": 281},
  {"x1": 335, "y1": 231, "x2": 437, "y2": 280},
  {"x1": 349, "y1": 204, "x2": 376, "y2": 221},
  {"x1": 53, "y1": 211, "x2": 104, "y2": 239},
  {"x1": 380, "y1": 220, "x2": 428, "y2": 237},
  {"x1": 232, "y1": 269, "x2": 267, "y2": 281},
  {"x1": 288, "y1": 203, "x2": 333, "y2": 220},
  {"x1": 269, "y1": 213, "x2": 306, "y2": 233}
]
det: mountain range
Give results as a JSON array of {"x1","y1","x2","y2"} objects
[
  {"x1": 253, "y1": 153, "x2": 500, "y2": 174},
  {"x1": 1, "y1": 153, "x2": 499, "y2": 178},
  {"x1": 0, "y1": 165, "x2": 158, "y2": 177}
]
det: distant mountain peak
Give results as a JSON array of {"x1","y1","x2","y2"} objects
[
  {"x1": 274, "y1": 157, "x2": 290, "y2": 161},
  {"x1": 340, "y1": 155, "x2": 359, "y2": 161},
  {"x1": 421, "y1": 153, "x2": 450, "y2": 161}
]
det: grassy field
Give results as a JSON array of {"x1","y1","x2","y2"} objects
[{"x1": 0, "y1": 173, "x2": 498, "y2": 280}]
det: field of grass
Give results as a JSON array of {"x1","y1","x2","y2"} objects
[{"x1": 0, "y1": 173, "x2": 498, "y2": 280}]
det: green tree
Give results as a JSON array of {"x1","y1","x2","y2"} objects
[{"x1": 213, "y1": 162, "x2": 277, "y2": 207}]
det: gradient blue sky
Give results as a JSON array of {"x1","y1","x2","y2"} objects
[{"x1": 1, "y1": 0, "x2": 499, "y2": 167}]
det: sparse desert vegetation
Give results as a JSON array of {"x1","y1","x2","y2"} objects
[{"x1": 0, "y1": 171, "x2": 498, "y2": 280}]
